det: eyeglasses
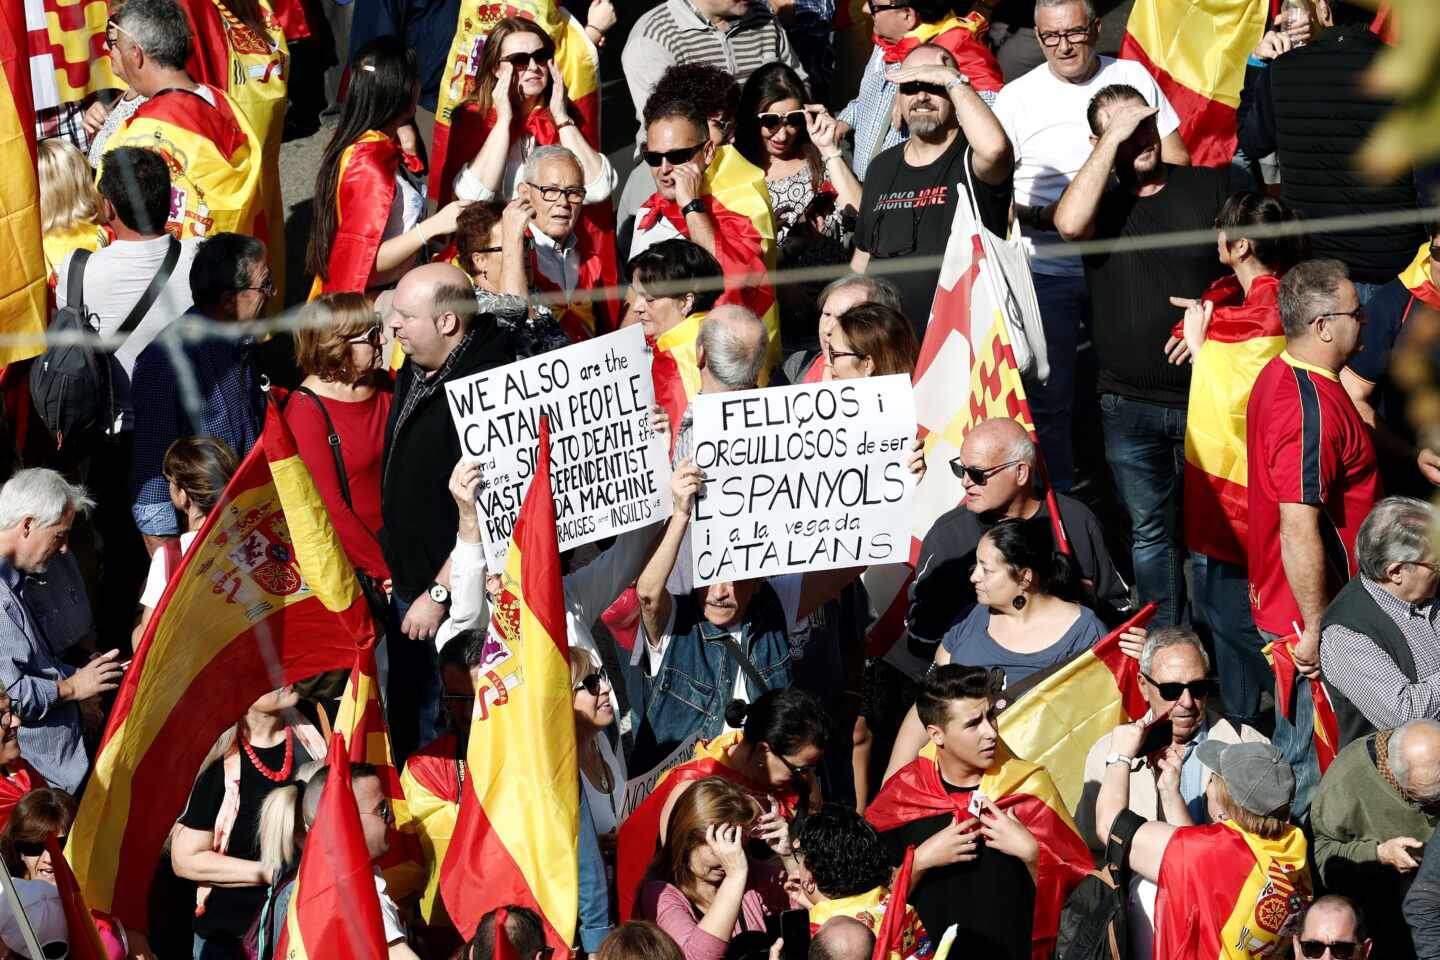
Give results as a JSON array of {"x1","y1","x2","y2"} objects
[
  {"x1": 240, "y1": 276, "x2": 276, "y2": 298},
  {"x1": 775, "y1": 753, "x2": 819, "y2": 778},
  {"x1": 868, "y1": 1, "x2": 910, "y2": 11},
  {"x1": 526, "y1": 182, "x2": 587, "y2": 204},
  {"x1": 1141, "y1": 673, "x2": 1217, "y2": 702},
  {"x1": 757, "y1": 110, "x2": 807, "y2": 133},
  {"x1": 14, "y1": 836, "x2": 63, "y2": 858},
  {"x1": 361, "y1": 799, "x2": 393, "y2": 825},
  {"x1": 104, "y1": 19, "x2": 136, "y2": 49},
  {"x1": 1428, "y1": 242, "x2": 1440, "y2": 262},
  {"x1": 642, "y1": 143, "x2": 705, "y2": 168},
  {"x1": 1037, "y1": 24, "x2": 1095, "y2": 46},
  {"x1": 948, "y1": 458, "x2": 1023, "y2": 486},
  {"x1": 1298, "y1": 941, "x2": 1360, "y2": 960},
  {"x1": 347, "y1": 323, "x2": 383, "y2": 347},
  {"x1": 573, "y1": 669, "x2": 609, "y2": 697},
  {"x1": 824, "y1": 346, "x2": 866, "y2": 363},
  {"x1": 501, "y1": 50, "x2": 552, "y2": 69},
  {"x1": 898, "y1": 80, "x2": 948, "y2": 97},
  {"x1": 1315, "y1": 307, "x2": 1365, "y2": 324}
]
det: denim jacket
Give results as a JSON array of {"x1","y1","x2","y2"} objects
[{"x1": 636, "y1": 586, "x2": 794, "y2": 767}]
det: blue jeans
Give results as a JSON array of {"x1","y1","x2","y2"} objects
[
  {"x1": 1024, "y1": 272, "x2": 1091, "y2": 493},
  {"x1": 1259, "y1": 629, "x2": 1321, "y2": 821},
  {"x1": 1100, "y1": 393, "x2": 1187, "y2": 627},
  {"x1": 386, "y1": 593, "x2": 441, "y2": 765},
  {"x1": 1191, "y1": 553, "x2": 1269, "y2": 727}
]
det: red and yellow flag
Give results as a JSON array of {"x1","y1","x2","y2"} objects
[
  {"x1": 335, "y1": 644, "x2": 426, "y2": 901},
  {"x1": 1178, "y1": 273, "x2": 1284, "y2": 566},
  {"x1": 276, "y1": 732, "x2": 390, "y2": 959},
  {"x1": 1400, "y1": 241, "x2": 1440, "y2": 309},
  {"x1": 440, "y1": 416, "x2": 578, "y2": 948},
  {"x1": 400, "y1": 731, "x2": 462, "y2": 926},
  {"x1": 1119, "y1": 0, "x2": 1271, "y2": 166},
  {"x1": 1267, "y1": 634, "x2": 1341, "y2": 774},
  {"x1": 44, "y1": 836, "x2": 108, "y2": 960},
  {"x1": 0, "y1": 0, "x2": 47, "y2": 366},
  {"x1": 68, "y1": 402, "x2": 373, "y2": 928},
  {"x1": 429, "y1": 0, "x2": 600, "y2": 201},
  {"x1": 28, "y1": 0, "x2": 117, "y2": 131}
]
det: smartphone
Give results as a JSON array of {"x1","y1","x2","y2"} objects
[
  {"x1": 779, "y1": 909, "x2": 811, "y2": 960},
  {"x1": 1137, "y1": 715, "x2": 1174, "y2": 758}
]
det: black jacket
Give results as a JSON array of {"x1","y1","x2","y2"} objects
[
  {"x1": 381, "y1": 321, "x2": 516, "y2": 601},
  {"x1": 1237, "y1": 25, "x2": 1425, "y2": 284}
]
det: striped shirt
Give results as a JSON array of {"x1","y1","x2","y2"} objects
[
  {"x1": 1322, "y1": 578, "x2": 1440, "y2": 729},
  {"x1": 621, "y1": 0, "x2": 804, "y2": 127}
]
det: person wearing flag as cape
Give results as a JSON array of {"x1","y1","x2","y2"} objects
[{"x1": 865, "y1": 664, "x2": 1091, "y2": 960}]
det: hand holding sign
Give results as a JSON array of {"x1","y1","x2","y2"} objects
[{"x1": 672, "y1": 458, "x2": 704, "y2": 515}]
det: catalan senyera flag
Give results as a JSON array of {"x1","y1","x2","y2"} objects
[
  {"x1": 867, "y1": 743, "x2": 1092, "y2": 960},
  {"x1": 28, "y1": 0, "x2": 117, "y2": 136},
  {"x1": 1119, "y1": 0, "x2": 1271, "y2": 166},
  {"x1": 44, "y1": 836, "x2": 108, "y2": 960},
  {"x1": 1178, "y1": 273, "x2": 1284, "y2": 566},
  {"x1": 0, "y1": 0, "x2": 47, "y2": 367},
  {"x1": 429, "y1": 0, "x2": 600, "y2": 202},
  {"x1": 995, "y1": 604, "x2": 1157, "y2": 813},
  {"x1": 68, "y1": 402, "x2": 373, "y2": 928},
  {"x1": 334, "y1": 644, "x2": 426, "y2": 902},
  {"x1": 440, "y1": 416, "x2": 578, "y2": 948},
  {"x1": 276, "y1": 732, "x2": 390, "y2": 960},
  {"x1": 1267, "y1": 634, "x2": 1341, "y2": 774}
]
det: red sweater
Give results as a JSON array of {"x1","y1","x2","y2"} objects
[{"x1": 284, "y1": 387, "x2": 393, "y2": 580}]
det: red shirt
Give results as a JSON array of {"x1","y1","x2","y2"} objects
[
  {"x1": 284, "y1": 387, "x2": 394, "y2": 580},
  {"x1": 1245, "y1": 352, "x2": 1380, "y2": 634}
]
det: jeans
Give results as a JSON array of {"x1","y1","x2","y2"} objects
[
  {"x1": 1099, "y1": 393, "x2": 1187, "y2": 627},
  {"x1": 1190, "y1": 553, "x2": 1269, "y2": 727},
  {"x1": 386, "y1": 593, "x2": 441, "y2": 765},
  {"x1": 1025, "y1": 272, "x2": 1090, "y2": 493},
  {"x1": 1259, "y1": 629, "x2": 1321, "y2": 821}
]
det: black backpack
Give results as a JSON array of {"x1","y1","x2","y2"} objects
[
  {"x1": 31, "y1": 239, "x2": 180, "y2": 444},
  {"x1": 1055, "y1": 809, "x2": 1145, "y2": 960}
]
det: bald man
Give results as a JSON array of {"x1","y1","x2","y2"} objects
[
  {"x1": 810, "y1": 917, "x2": 877, "y2": 960},
  {"x1": 1296, "y1": 896, "x2": 1371, "y2": 960},
  {"x1": 696, "y1": 304, "x2": 770, "y2": 395},
  {"x1": 382, "y1": 261, "x2": 516, "y2": 761}
]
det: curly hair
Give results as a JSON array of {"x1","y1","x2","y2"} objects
[
  {"x1": 650, "y1": 63, "x2": 741, "y2": 126},
  {"x1": 794, "y1": 804, "x2": 892, "y2": 899}
]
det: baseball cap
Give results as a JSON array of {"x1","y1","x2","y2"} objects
[
  {"x1": 0, "y1": 877, "x2": 69, "y2": 958},
  {"x1": 1196, "y1": 740, "x2": 1295, "y2": 816}
]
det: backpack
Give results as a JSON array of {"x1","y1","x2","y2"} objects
[
  {"x1": 1054, "y1": 808, "x2": 1145, "y2": 960},
  {"x1": 31, "y1": 239, "x2": 180, "y2": 444}
]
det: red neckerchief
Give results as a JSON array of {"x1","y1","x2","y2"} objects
[{"x1": 637, "y1": 194, "x2": 689, "y2": 233}]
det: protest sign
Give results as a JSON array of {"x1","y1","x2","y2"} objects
[
  {"x1": 689, "y1": 375, "x2": 917, "y2": 586},
  {"x1": 619, "y1": 732, "x2": 701, "y2": 824},
  {"x1": 445, "y1": 326, "x2": 672, "y2": 567}
]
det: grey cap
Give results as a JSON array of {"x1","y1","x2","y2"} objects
[{"x1": 1195, "y1": 740, "x2": 1295, "y2": 816}]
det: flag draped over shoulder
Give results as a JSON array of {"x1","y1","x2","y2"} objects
[
  {"x1": 1400, "y1": 241, "x2": 1440, "y2": 309},
  {"x1": 276, "y1": 733, "x2": 390, "y2": 960},
  {"x1": 69, "y1": 403, "x2": 372, "y2": 928},
  {"x1": 0, "y1": 2, "x2": 47, "y2": 367},
  {"x1": 995, "y1": 604, "x2": 1156, "y2": 813},
  {"x1": 1267, "y1": 634, "x2": 1341, "y2": 774},
  {"x1": 429, "y1": 0, "x2": 600, "y2": 202},
  {"x1": 440, "y1": 416, "x2": 578, "y2": 948},
  {"x1": 1178, "y1": 274, "x2": 1284, "y2": 566},
  {"x1": 1119, "y1": 0, "x2": 1270, "y2": 166},
  {"x1": 44, "y1": 836, "x2": 108, "y2": 960},
  {"x1": 335, "y1": 644, "x2": 426, "y2": 901}
]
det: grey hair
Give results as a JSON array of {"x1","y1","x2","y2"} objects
[
  {"x1": 1035, "y1": 0, "x2": 1097, "y2": 19},
  {"x1": 523, "y1": 145, "x2": 581, "y2": 184},
  {"x1": 1278, "y1": 258, "x2": 1352, "y2": 339},
  {"x1": 1005, "y1": 430, "x2": 1037, "y2": 470},
  {"x1": 112, "y1": 0, "x2": 193, "y2": 70},
  {"x1": 1138, "y1": 625, "x2": 1210, "y2": 676},
  {"x1": 1357, "y1": 496, "x2": 1435, "y2": 582},
  {"x1": 699, "y1": 305, "x2": 769, "y2": 389},
  {"x1": 817, "y1": 274, "x2": 903, "y2": 315},
  {"x1": 0, "y1": 469, "x2": 94, "y2": 530},
  {"x1": 1387, "y1": 719, "x2": 1440, "y2": 802}
]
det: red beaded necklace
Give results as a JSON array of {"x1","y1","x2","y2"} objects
[{"x1": 239, "y1": 727, "x2": 294, "y2": 782}]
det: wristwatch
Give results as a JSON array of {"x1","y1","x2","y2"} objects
[
  {"x1": 680, "y1": 198, "x2": 706, "y2": 217},
  {"x1": 427, "y1": 582, "x2": 451, "y2": 606},
  {"x1": 944, "y1": 75, "x2": 971, "y2": 92},
  {"x1": 1104, "y1": 752, "x2": 1140, "y2": 771}
]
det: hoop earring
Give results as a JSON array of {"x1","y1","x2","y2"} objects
[{"x1": 1012, "y1": 594, "x2": 1027, "y2": 611}]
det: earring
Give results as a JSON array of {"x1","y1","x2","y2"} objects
[{"x1": 1012, "y1": 594, "x2": 1027, "y2": 611}]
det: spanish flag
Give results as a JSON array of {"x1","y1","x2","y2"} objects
[
  {"x1": 866, "y1": 744, "x2": 1092, "y2": 960},
  {"x1": 616, "y1": 731, "x2": 802, "y2": 921},
  {"x1": 312, "y1": 131, "x2": 427, "y2": 297},
  {"x1": 334, "y1": 644, "x2": 426, "y2": 902},
  {"x1": 68, "y1": 402, "x2": 373, "y2": 928},
  {"x1": 275, "y1": 732, "x2": 391, "y2": 959},
  {"x1": 0, "y1": 0, "x2": 46, "y2": 367},
  {"x1": 1177, "y1": 273, "x2": 1284, "y2": 566},
  {"x1": 44, "y1": 836, "x2": 108, "y2": 960},
  {"x1": 1119, "y1": 0, "x2": 1271, "y2": 165},
  {"x1": 439, "y1": 416, "x2": 578, "y2": 948},
  {"x1": 872, "y1": 12, "x2": 1004, "y2": 96},
  {"x1": 1267, "y1": 634, "x2": 1341, "y2": 774},
  {"x1": 994, "y1": 604, "x2": 1157, "y2": 814},
  {"x1": 1153, "y1": 818, "x2": 1310, "y2": 960},
  {"x1": 429, "y1": 0, "x2": 600, "y2": 202},
  {"x1": 1399, "y1": 241, "x2": 1440, "y2": 310},
  {"x1": 861, "y1": 846, "x2": 922, "y2": 960},
  {"x1": 401, "y1": 730, "x2": 463, "y2": 926},
  {"x1": 529, "y1": 207, "x2": 620, "y2": 340}
]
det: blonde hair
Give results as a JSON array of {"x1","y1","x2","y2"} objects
[
  {"x1": 256, "y1": 759, "x2": 326, "y2": 882},
  {"x1": 570, "y1": 646, "x2": 602, "y2": 689},
  {"x1": 38, "y1": 139, "x2": 104, "y2": 235},
  {"x1": 660, "y1": 777, "x2": 762, "y2": 903},
  {"x1": 1211, "y1": 776, "x2": 1291, "y2": 839},
  {"x1": 294, "y1": 293, "x2": 381, "y2": 385}
]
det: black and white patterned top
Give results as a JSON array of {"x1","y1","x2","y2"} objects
[
  {"x1": 474, "y1": 289, "x2": 572, "y2": 358},
  {"x1": 1321, "y1": 577, "x2": 1440, "y2": 729},
  {"x1": 766, "y1": 167, "x2": 851, "y2": 247}
]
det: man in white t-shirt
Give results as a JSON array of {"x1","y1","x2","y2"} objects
[{"x1": 991, "y1": 0, "x2": 1189, "y2": 492}]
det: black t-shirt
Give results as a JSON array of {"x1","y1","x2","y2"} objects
[
  {"x1": 179, "y1": 740, "x2": 303, "y2": 940},
  {"x1": 856, "y1": 135, "x2": 1012, "y2": 338},
  {"x1": 1082, "y1": 165, "x2": 1235, "y2": 407},
  {"x1": 879, "y1": 780, "x2": 1035, "y2": 960}
]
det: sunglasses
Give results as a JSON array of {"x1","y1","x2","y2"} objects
[
  {"x1": 643, "y1": 143, "x2": 705, "y2": 168},
  {"x1": 240, "y1": 276, "x2": 276, "y2": 298},
  {"x1": 1141, "y1": 673, "x2": 1216, "y2": 702},
  {"x1": 898, "y1": 80, "x2": 948, "y2": 97},
  {"x1": 361, "y1": 799, "x2": 393, "y2": 825},
  {"x1": 757, "y1": 110, "x2": 808, "y2": 133},
  {"x1": 949, "y1": 458, "x2": 1022, "y2": 486},
  {"x1": 14, "y1": 836, "x2": 62, "y2": 858},
  {"x1": 527, "y1": 182, "x2": 587, "y2": 204},
  {"x1": 346, "y1": 323, "x2": 383, "y2": 347},
  {"x1": 573, "y1": 669, "x2": 609, "y2": 696},
  {"x1": 1298, "y1": 941, "x2": 1360, "y2": 960},
  {"x1": 501, "y1": 50, "x2": 552, "y2": 69},
  {"x1": 775, "y1": 753, "x2": 818, "y2": 778}
]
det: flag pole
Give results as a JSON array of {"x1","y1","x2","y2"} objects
[{"x1": 0, "y1": 869, "x2": 46, "y2": 959}]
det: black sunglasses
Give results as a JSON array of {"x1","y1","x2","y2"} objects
[
  {"x1": 775, "y1": 753, "x2": 818, "y2": 778},
  {"x1": 1141, "y1": 673, "x2": 1216, "y2": 702},
  {"x1": 501, "y1": 50, "x2": 552, "y2": 69},
  {"x1": 757, "y1": 110, "x2": 807, "y2": 133},
  {"x1": 573, "y1": 669, "x2": 609, "y2": 696},
  {"x1": 643, "y1": 143, "x2": 705, "y2": 168},
  {"x1": 949, "y1": 458, "x2": 1023, "y2": 486},
  {"x1": 1299, "y1": 941, "x2": 1360, "y2": 960},
  {"x1": 14, "y1": 836, "x2": 61, "y2": 858},
  {"x1": 898, "y1": 80, "x2": 948, "y2": 97}
]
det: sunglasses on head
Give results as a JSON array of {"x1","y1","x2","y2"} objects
[
  {"x1": 574, "y1": 669, "x2": 609, "y2": 696},
  {"x1": 501, "y1": 50, "x2": 552, "y2": 69},
  {"x1": 1141, "y1": 673, "x2": 1216, "y2": 702},
  {"x1": 642, "y1": 143, "x2": 704, "y2": 168},
  {"x1": 1298, "y1": 941, "x2": 1360, "y2": 960},
  {"x1": 757, "y1": 110, "x2": 808, "y2": 133},
  {"x1": 898, "y1": 80, "x2": 948, "y2": 97}
]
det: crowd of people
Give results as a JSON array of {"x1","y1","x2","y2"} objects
[{"x1": 8, "y1": 0, "x2": 1440, "y2": 956}]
